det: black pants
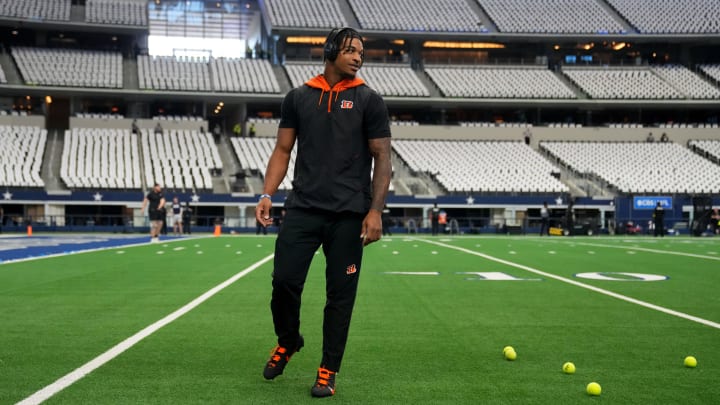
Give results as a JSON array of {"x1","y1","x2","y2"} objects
[
  {"x1": 539, "y1": 218, "x2": 549, "y2": 235},
  {"x1": 271, "y1": 208, "x2": 364, "y2": 373},
  {"x1": 654, "y1": 220, "x2": 665, "y2": 237}
]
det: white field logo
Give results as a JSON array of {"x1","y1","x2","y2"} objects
[{"x1": 574, "y1": 272, "x2": 668, "y2": 281}]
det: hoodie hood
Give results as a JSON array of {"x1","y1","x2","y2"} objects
[{"x1": 305, "y1": 74, "x2": 366, "y2": 112}]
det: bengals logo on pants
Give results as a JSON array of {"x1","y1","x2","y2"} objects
[{"x1": 346, "y1": 264, "x2": 357, "y2": 275}]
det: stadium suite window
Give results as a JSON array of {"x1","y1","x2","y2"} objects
[
  {"x1": 148, "y1": 36, "x2": 244, "y2": 58},
  {"x1": 148, "y1": 0, "x2": 246, "y2": 58}
]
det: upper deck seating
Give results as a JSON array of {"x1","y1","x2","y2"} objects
[
  {"x1": 12, "y1": 47, "x2": 123, "y2": 88},
  {"x1": 426, "y1": 65, "x2": 576, "y2": 99}
]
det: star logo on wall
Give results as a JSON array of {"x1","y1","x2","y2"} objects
[
  {"x1": 2, "y1": 191, "x2": 12, "y2": 200},
  {"x1": 191, "y1": 194, "x2": 200, "y2": 202},
  {"x1": 466, "y1": 196, "x2": 475, "y2": 205},
  {"x1": 555, "y1": 196, "x2": 563, "y2": 205},
  {"x1": 93, "y1": 192, "x2": 103, "y2": 201}
]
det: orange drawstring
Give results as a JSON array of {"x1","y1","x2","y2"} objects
[
  {"x1": 318, "y1": 89, "x2": 325, "y2": 107},
  {"x1": 318, "y1": 89, "x2": 335, "y2": 112}
]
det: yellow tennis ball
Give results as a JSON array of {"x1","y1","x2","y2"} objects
[
  {"x1": 505, "y1": 349, "x2": 517, "y2": 361},
  {"x1": 562, "y1": 362, "x2": 576, "y2": 374},
  {"x1": 503, "y1": 346, "x2": 514, "y2": 355},
  {"x1": 684, "y1": 356, "x2": 697, "y2": 368},
  {"x1": 586, "y1": 382, "x2": 601, "y2": 396}
]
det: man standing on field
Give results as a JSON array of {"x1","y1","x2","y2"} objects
[
  {"x1": 256, "y1": 26, "x2": 392, "y2": 398},
  {"x1": 141, "y1": 183, "x2": 165, "y2": 243}
]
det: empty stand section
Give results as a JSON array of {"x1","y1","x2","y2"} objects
[
  {"x1": 688, "y1": 140, "x2": 720, "y2": 163},
  {"x1": 141, "y1": 129, "x2": 221, "y2": 192},
  {"x1": 85, "y1": 0, "x2": 147, "y2": 26},
  {"x1": 478, "y1": 0, "x2": 625, "y2": 34},
  {"x1": 541, "y1": 141, "x2": 720, "y2": 194},
  {"x1": 606, "y1": 0, "x2": 720, "y2": 34},
  {"x1": 137, "y1": 56, "x2": 279, "y2": 93},
  {"x1": 138, "y1": 55, "x2": 211, "y2": 91},
  {"x1": 263, "y1": 0, "x2": 347, "y2": 28},
  {"x1": 61, "y1": 128, "x2": 141, "y2": 189},
  {"x1": 349, "y1": 0, "x2": 486, "y2": 32},
  {"x1": 12, "y1": 47, "x2": 122, "y2": 88},
  {"x1": 0, "y1": 0, "x2": 70, "y2": 21},
  {"x1": 356, "y1": 64, "x2": 430, "y2": 97},
  {"x1": 209, "y1": 58, "x2": 280, "y2": 93},
  {"x1": 562, "y1": 67, "x2": 683, "y2": 99},
  {"x1": 231, "y1": 137, "x2": 296, "y2": 190},
  {"x1": 284, "y1": 63, "x2": 322, "y2": 88},
  {"x1": 0, "y1": 126, "x2": 47, "y2": 188},
  {"x1": 651, "y1": 65, "x2": 720, "y2": 99},
  {"x1": 393, "y1": 139, "x2": 567, "y2": 193},
  {"x1": 698, "y1": 64, "x2": 720, "y2": 83},
  {"x1": 425, "y1": 65, "x2": 576, "y2": 99}
]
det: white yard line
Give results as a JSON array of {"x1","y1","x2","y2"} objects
[
  {"x1": 560, "y1": 240, "x2": 720, "y2": 261},
  {"x1": 416, "y1": 238, "x2": 720, "y2": 331},
  {"x1": 17, "y1": 253, "x2": 274, "y2": 405}
]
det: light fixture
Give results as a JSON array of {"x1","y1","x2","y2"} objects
[{"x1": 423, "y1": 41, "x2": 505, "y2": 49}]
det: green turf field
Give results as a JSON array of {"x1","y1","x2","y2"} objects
[{"x1": 1, "y1": 235, "x2": 719, "y2": 404}]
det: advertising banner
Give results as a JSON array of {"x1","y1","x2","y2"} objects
[{"x1": 633, "y1": 196, "x2": 672, "y2": 210}]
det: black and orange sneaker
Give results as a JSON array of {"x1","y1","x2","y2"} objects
[
  {"x1": 310, "y1": 367, "x2": 336, "y2": 398},
  {"x1": 262, "y1": 335, "x2": 304, "y2": 380}
]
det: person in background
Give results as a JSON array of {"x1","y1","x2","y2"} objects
[
  {"x1": 160, "y1": 205, "x2": 168, "y2": 235},
  {"x1": 711, "y1": 208, "x2": 720, "y2": 235},
  {"x1": 382, "y1": 204, "x2": 392, "y2": 236},
  {"x1": 255, "y1": 26, "x2": 392, "y2": 398},
  {"x1": 438, "y1": 209, "x2": 447, "y2": 233},
  {"x1": 182, "y1": 202, "x2": 193, "y2": 234},
  {"x1": 141, "y1": 183, "x2": 165, "y2": 243},
  {"x1": 539, "y1": 201, "x2": 549, "y2": 236},
  {"x1": 171, "y1": 197, "x2": 183, "y2": 235},
  {"x1": 256, "y1": 214, "x2": 268, "y2": 235},
  {"x1": 565, "y1": 200, "x2": 575, "y2": 236},
  {"x1": 431, "y1": 203, "x2": 440, "y2": 235},
  {"x1": 213, "y1": 124, "x2": 222, "y2": 142},
  {"x1": 653, "y1": 201, "x2": 665, "y2": 237}
]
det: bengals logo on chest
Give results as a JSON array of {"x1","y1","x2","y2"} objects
[{"x1": 340, "y1": 100, "x2": 354, "y2": 109}]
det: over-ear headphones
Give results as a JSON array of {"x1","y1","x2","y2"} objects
[{"x1": 323, "y1": 27, "x2": 362, "y2": 62}]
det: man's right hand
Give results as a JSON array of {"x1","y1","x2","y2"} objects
[{"x1": 255, "y1": 198, "x2": 273, "y2": 227}]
